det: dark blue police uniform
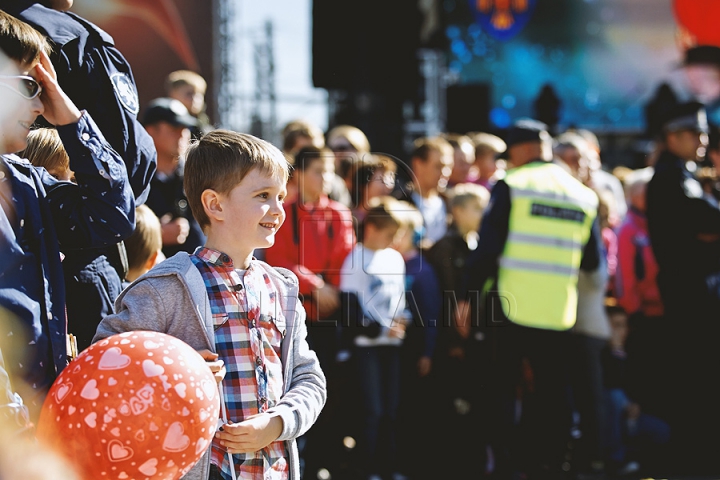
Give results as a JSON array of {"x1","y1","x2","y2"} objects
[
  {"x1": 2, "y1": 1, "x2": 158, "y2": 351},
  {"x1": 645, "y1": 102, "x2": 720, "y2": 473},
  {"x1": 0, "y1": 112, "x2": 134, "y2": 421}
]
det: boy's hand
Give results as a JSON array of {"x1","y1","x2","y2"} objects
[
  {"x1": 32, "y1": 51, "x2": 82, "y2": 126},
  {"x1": 196, "y1": 349, "x2": 225, "y2": 385},
  {"x1": 215, "y1": 413, "x2": 283, "y2": 454}
]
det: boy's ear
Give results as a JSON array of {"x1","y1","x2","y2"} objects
[
  {"x1": 144, "y1": 250, "x2": 160, "y2": 271},
  {"x1": 201, "y1": 188, "x2": 224, "y2": 223}
]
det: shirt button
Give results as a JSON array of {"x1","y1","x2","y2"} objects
[
  {"x1": 255, "y1": 356, "x2": 262, "y2": 366},
  {"x1": 81, "y1": 133, "x2": 90, "y2": 141},
  {"x1": 259, "y1": 397, "x2": 267, "y2": 404},
  {"x1": 99, "y1": 169, "x2": 106, "y2": 176},
  {"x1": 221, "y1": 254, "x2": 230, "y2": 263},
  {"x1": 0, "y1": 171, "x2": 5, "y2": 180}
]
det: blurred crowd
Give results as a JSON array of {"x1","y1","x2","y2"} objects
[{"x1": 3, "y1": 2, "x2": 720, "y2": 480}]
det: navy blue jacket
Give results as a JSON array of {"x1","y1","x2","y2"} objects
[
  {"x1": 646, "y1": 149, "x2": 720, "y2": 319},
  {"x1": 4, "y1": 0, "x2": 157, "y2": 205},
  {"x1": 0, "y1": 112, "x2": 134, "y2": 417}
]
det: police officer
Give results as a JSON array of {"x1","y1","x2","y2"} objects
[
  {"x1": 646, "y1": 102, "x2": 720, "y2": 473},
  {"x1": 142, "y1": 98, "x2": 205, "y2": 259},
  {"x1": 1, "y1": 0, "x2": 158, "y2": 352},
  {"x1": 459, "y1": 119, "x2": 601, "y2": 477}
]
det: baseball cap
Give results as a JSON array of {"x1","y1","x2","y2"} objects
[{"x1": 141, "y1": 98, "x2": 198, "y2": 128}]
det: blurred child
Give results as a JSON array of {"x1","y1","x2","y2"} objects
[
  {"x1": 425, "y1": 183, "x2": 491, "y2": 477},
  {"x1": 19, "y1": 127, "x2": 73, "y2": 182},
  {"x1": 340, "y1": 196, "x2": 407, "y2": 480},
  {"x1": 427, "y1": 183, "x2": 490, "y2": 318},
  {"x1": 390, "y1": 202, "x2": 441, "y2": 479},
  {"x1": 468, "y1": 132, "x2": 506, "y2": 189},
  {"x1": 122, "y1": 204, "x2": 163, "y2": 285},
  {"x1": 602, "y1": 305, "x2": 670, "y2": 476},
  {"x1": 349, "y1": 154, "x2": 397, "y2": 238}
]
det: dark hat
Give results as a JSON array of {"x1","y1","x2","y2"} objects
[
  {"x1": 684, "y1": 45, "x2": 720, "y2": 67},
  {"x1": 505, "y1": 119, "x2": 550, "y2": 148},
  {"x1": 141, "y1": 98, "x2": 198, "y2": 128},
  {"x1": 661, "y1": 101, "x2": 708, "y2": 134}
]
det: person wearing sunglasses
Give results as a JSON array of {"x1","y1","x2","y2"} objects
[
  {"x1": 2, "y1": 0, "x2": 160, "y2": 355},
  {"x1": 0, "y1": 10, "x2": 134, "y2": 428}
]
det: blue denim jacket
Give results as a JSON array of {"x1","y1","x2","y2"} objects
[{"x1": 0, "y1": 112, "x2": 135, "y2": 419}]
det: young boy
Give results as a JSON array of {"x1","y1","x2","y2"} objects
[
  {"x1": 19, "y1": 127, "x2": 73, "y2": 181},
  {"x1": 122, "y1": 204, "x2": 163, "y2": 286},
  {"x1": 0, "y1": 10, "x2": 135, "y2": 424},
  {"x1": 339, "y1": 196, "x2": 407, "y2": 480},
  {"x1": 94, "y1": 130, "x2": 326, "y2": 480}
]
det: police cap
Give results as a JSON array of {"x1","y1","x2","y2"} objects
[
  {"x1": 505, "y1": 119, "x2": 550, "y2": 148},
  {"x1": 684, "y1": 45, "x2": 720, "y2": 68},
  {"x1": 662, "y1": 101, "x2": 708, "y2": 134},
  {"x1": 141, "y1": 98, "x2": 198, "y2": 128}
]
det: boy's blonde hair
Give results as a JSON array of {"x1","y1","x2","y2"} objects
[
  {"x1": 364, "y1": 196, "x2": 405, "y2": 232},
  {"x1": 470, "y1": 132, "x2": 506, "y2": 158},
  {"x1": 184, "y1": 130, "x2": 290, "y2": 230},
  {"x1": 124, "y1": 205, "x2": 162, "y2": 271},
  {"x1": 450, "y1": 182, "x2": 491, "y2": 210},
  {"x1": 19, "y1": 128, "x2": 70, "y2": 178},
  {"x1": 165, "y1": 70, "x2": 207, "y2": 94}
]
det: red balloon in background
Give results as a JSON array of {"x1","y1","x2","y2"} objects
[
  {"x1": 37, "y1": 331, "x2": 220, "y2": 480},
  {"x1": 674, "y1": 0, "x2": 720, "y2": 47}
]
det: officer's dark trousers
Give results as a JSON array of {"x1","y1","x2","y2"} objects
[
  {"x1": 660, "y1": 293, "x2": 720, "y2": 475},
  {"x1": 496, "y1": 323, "x2": 573, "y2": 476}
]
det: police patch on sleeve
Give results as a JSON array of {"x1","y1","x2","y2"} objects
[{"x1": 111, "y1": 73, "x2": 139, "y2": 115}]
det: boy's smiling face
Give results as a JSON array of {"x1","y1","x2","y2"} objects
[{"x1": 206, "y1": 167, "x2": 287, "y2": 265}]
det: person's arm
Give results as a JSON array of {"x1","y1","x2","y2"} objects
[
  {"x1": 579, "y1": 217, "x2": 602, "y2": 272},
  {"x1": 92, "y1": 279, "x2": 170, "y2": 343},
  {"x1": 53, "y1": 19, "x2": 157, "y2": 205},
  {"x1": 461, "y1": 180, "x2": 511, "y2": 296},
  {"x1": 411, "y1": 262, "x2": 441, "y2": 358},
  {"x1": 263, "y1": 301, "x2": 327, "y2": 441},
  {"x1": 0, "y1": 346, "x2": 32, "y2": 436},
  {"x1": 31, "y1": 50, "x2": 135, "y2": 248}
]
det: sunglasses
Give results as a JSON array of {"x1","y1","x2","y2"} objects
[{"x1": 0, "y1": 75, "x2": 42, "y2": 100}]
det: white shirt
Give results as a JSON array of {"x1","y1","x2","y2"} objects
[
  {"x1": 411, "y1": 191, "x2": 448, "y2": 244},
  {"x1": 340, "y1": 244, "x2": 406, "y2": 346}
]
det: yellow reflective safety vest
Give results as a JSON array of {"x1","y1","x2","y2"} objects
[{"x1": 497, "y1": 161, "x2": 598, "y2": 330}]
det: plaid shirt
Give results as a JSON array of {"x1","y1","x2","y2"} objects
[{"x1": 191, "y1": 248, "x2": 288, "y2": 480}]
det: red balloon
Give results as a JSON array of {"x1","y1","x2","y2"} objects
[
  {"x1": 37, "y1": 331, "x2": 220, "y2": 480},
  {"x1": 674, "y1": 0, "x2": 720, "y2": 47}
]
